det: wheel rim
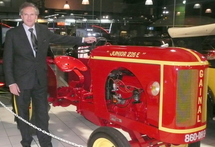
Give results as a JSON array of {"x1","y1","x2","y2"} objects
[{"x1": 93, "y1": 138, "x2": 116, "y2": 147}]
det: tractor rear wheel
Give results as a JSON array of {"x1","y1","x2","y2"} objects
[{"x1": 87, "y1": 126, "x2": 131, "y2": 147}]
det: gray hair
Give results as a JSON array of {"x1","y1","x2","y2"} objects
[{"x1": 19, "y1": 2, "x2": 39, "y2": 15}]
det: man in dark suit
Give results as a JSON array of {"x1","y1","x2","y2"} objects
[{"x1": 3, "y1": 2, "x2": 96, "y2": 147}]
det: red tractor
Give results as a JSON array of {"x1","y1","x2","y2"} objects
[{"x1": 47, "y1": 39, "x2": 208, "y2": 147}]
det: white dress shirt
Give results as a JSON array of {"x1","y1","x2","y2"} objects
[{"x1": 22, "y1": 23, "x2": 37, "y2": 57}]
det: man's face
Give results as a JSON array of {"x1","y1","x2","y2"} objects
[{"x1": 21, "y1": 6, "x2": 38, "y2": 27}]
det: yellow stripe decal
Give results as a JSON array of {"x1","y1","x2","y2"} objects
[
  {"x1": 180, "y1": 48, "x2": 202, "y2": 62},
  {"x1": 159, "y1": 125, "x2": 206, "y2": 134},
  {"x1": 92, "y1": 56, "x2": 208, "y2": 66},
  {"x1": 159, "y1": 65, "x2": 164, "y2": 132}
]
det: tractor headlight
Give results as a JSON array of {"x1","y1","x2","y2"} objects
[{"x1": 147, "y1": 81, "x2": 160, "y2": 96}]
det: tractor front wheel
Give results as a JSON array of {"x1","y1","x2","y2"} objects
[
  {"x1": 188, "y1": 141, "x2": 200, "y2": 147},
  {"x1": 170, "y1": 141, "x2": 200, "y2": 147},
  {"x1": 87, "y1": 126, "x2": 131, "y2": 147}
]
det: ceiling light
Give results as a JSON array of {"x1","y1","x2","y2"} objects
[
  {"x1": 182, "y1": 0, "x2": 186, "y2": 4},
  {"x1": 0, "y1": 1, "x2": 5, "y2": 6},
  {"x1": 205, "y1": 8, "x2": 212, "y2": 13},
  {"x1": 145, "y1": 0, "x2": 153, "y2": 5},
  {"x1": 193, "y1": 3, "x2": 201, "y2": 9},
  {"x1": 82, "y1": 0, "x2": 89, "y2": 5},
  {"x1": 64, "y1": 1, "x2": 70, "y2": 9},
  {"x1": 176, "y1": 12, "x2": 181, "y2": 16}
]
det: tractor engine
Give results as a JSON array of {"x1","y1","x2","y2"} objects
[{"x1": 105, "y1": 69, "x2": 146, "y2": 121}]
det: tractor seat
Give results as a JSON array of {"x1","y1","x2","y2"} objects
[{"x1": 55, "y1": 56, "x2": 87, "y2": 72}]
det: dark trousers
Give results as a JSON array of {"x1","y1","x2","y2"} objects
[{"x1": 15, "y1": 81, "x2": 52, "y2": 147}]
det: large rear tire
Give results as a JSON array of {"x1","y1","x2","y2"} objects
[{"x1": 87, "y1": 126, "x2": 131, "y2": 147}]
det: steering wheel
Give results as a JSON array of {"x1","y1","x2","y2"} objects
[
  {"x1": 77, "y1": 37, "x2": 108, "y2": 55},
  {"x1": 90, "y1": 37, "x2": 108, "y2": 49},
  {"x1": 64, "y1": 37, "x2": 109, "y2": 58}
]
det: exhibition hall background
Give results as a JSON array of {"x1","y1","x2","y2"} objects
[
  {"x1": 0, "y1": 0, "x2": 215, "y2": 46},
  {"x1": 0, "y1": 0, "x2": 215, "y2": 23}
]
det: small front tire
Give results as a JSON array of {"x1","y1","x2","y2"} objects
[
  {"x1": 87, "y1": 126, "x2": 131, "y2": 147},
  {"x1": 188, "y1": 141, "x2": 200, "y2": 147}
]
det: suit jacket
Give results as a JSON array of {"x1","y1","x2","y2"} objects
[{"x1": 3, "y1": 23, "x2": 83, "y2": 89}]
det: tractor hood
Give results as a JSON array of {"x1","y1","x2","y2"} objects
[{"x1": 90, "y1": 45, "x2": 208, "y2": 64}]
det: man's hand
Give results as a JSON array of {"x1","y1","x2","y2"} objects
[
  {"x1": 9, "y1": 83, "x2": 20, "y2": 96},
  {"x1": 84, "y1": 37, "x2": 97, "y2": 44}
]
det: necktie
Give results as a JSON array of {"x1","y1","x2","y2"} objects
[{"x1": 28, "y1": 28, "x2": 38, "y2": 53}]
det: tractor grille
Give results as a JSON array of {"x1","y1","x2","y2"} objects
[{"x1": 176, "y1": 69, "x2": 207, "y2": 127}]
